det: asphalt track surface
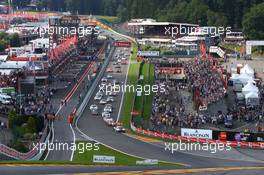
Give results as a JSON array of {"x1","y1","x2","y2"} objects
[
  {"x1": 0, "y1": 32, "x2": 264, "y2": 175},
  {"x1": 45, "y1": 62, "x2": 95, "y2": 161},
  {"x1": 75, "y1": 32, "x2": 264, "y2": 172},
  {"x1": 75, "y1": 32, "x2": 261, "y2": 164}
]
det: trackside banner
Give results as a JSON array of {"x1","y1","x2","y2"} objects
[
  {"x1": 93, "y1": 155, "x2": 115, "y2": 164},
  {"x1": 181, "y1": 128, "x2": 213, "y2": 139},
  {"x1": 138, "y1": 51, "x2": 160, "y2": 57}
]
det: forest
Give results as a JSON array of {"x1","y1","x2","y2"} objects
[{"x1": 9, "y1": 0, "x2": 264, "y2": 39}]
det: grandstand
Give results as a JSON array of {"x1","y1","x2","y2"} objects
[{"x1": 127, "y1": 18, "x2": 198, "y2": 46}]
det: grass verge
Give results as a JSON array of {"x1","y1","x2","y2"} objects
[
  {"x1": 219, "y1": 43, "x2": 242, "y2": 52},
  {"x1": 120, "y1": 44, "x2": 140, "y2": 129},
  {"x1": 0, "y1": 142, "x2": 182, "y2": 166},
  {"x1": 96, "y1": 15, "x2": 119, "y2": 24},
  {"x1": 134, "y1": 63, "x2": 155, "y2": 128},
  {"x1": 73, "y1": 141, "x2": 179, "y2": 166}
]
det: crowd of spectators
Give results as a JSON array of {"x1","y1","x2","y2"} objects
[
  {"x1": 19, "y1": 87, "x2": 55, "y2": 116},
  {"x1": 184, "y1": 60, "x2": 226, "y2": 106},
  {"x1": 150, "y1": 59, "x2": 264, "y2": 133},
  {"x1": 0, "y1": 72, "x2": 18, "y2": 88}
]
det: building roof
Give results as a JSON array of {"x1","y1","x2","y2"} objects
[
  {"x1": 128, "y1": 20, "x2": 198, "y2": 27},
  {"x1": 0, "y1": 55, "x2": 8, "y2": 62},
  {"x1": 0, "y1": 61, "x2": 28, "y2": 69}
]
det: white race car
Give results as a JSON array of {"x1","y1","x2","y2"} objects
[{"x1": 113, "y1": 126, "x2": 126, "y2": 133}]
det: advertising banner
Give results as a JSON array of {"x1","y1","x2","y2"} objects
[
  {"x1": 114, "y1": 41, "x2": 131, "y2": 48},
  {"x1": 93, "y1": 155, "x2": 115, "y2": 164},
  {"x1": 213, "y1": 130, "x2": 264, "y2": 142},
  {"x1": 138, "y1": 51, "x2": 160, "y2": 57},
  {"x1": 181, "y1": 128, "x2": 213, "y2": 139}
]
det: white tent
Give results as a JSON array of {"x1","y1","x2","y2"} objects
[
  {"x1": 238, "y1": 73, "x2": 253, "y2": 85},
  {"x1": 231, "y1": 73, "x2": 240, "y2": 80},
  {"x1": 240, "y1": 64, "x2": 254, "y2": 77},
  {"x1": 242, "y1": 81, "x2": 259, "y2": 95},
  {"x1": 245, "y1": 92, "x2": 259, "y2": 106},
  {"x1": 245, "y1": 92, "x2": 259, "y2": 99},
  {"x1": 0, "y1": 55, "x2": 8, "y2": 62}
]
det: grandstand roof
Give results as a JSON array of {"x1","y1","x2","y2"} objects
[
  {"x1": 139, "y1": 38, "x2": 172, "y2": 42},
  {"x1": 0, "y1": 61, "x2": 28, "y2": 69},
  {"x1": 128, "y1": 20, "x2": 198, "y2": 27}
]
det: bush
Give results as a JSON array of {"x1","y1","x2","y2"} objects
[
  {"x1": 8, "y1": 140, "x2": 28, "y2": 153},
  {"x1": 26, "y1": 117, "x2": 37, "y2": 134}
]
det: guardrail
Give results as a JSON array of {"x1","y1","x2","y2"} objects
[
  {"x1": 130, "y1": 122, "x2": 264, "y2": 149},
  {"x1": 0, "y1": 121, "x2": 51, "y2": 160},
  {"x1": 74, "y1": 39, "x2": 116, "y2": 123}
]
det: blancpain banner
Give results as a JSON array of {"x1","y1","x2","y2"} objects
[
  {"x1": 181, "y1": 128, "x2": 212, "y2": 139},
  {"x1": 93, "y1": 155, "x2": 115, "y2": 164}
]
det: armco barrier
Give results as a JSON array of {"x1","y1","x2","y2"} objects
[
  {"x1": 130, "y1": 123, "x2": 264, "y2": 149},
  {"x1": 74, "y1": 40, "x2": 115, "y2": 123},
  {"x1": 0, "y1": 122, "x2": 51, "y2": 160}
]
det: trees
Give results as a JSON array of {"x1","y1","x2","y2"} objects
[
  {"x1": 8, "y1": 0, "x2": 264, "y2": 30},
  {"x1": 242, "y1": 2, "x2": 264, "y2": 40},
  {"x1": 26, "y1": 117, "x2": 37, "y2": 134},
  {"x1": 0, "y1": 32, "x2": 21, "y2": 52},
  {"x1": 9, "y1": 33, "x2": 21, "y2": 47},
  {"x1": 207, "y1": 10, "x2": 227, "y2": 27},
  {"x1": 8, "y1": 110, "x2": 17, "y2": 129}
]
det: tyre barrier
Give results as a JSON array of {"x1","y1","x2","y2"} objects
[
  {"x1": 0, "y1": 144, "x2": 38, "y2": 160},
  {"x1": 131, "y1": 123, "x2": 264, "y2": 149}
]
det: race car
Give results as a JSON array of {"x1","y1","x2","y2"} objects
[{"x1": 113, "y1": 125, "x2": 126, "y2": 133}]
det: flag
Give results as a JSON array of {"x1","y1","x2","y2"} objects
[
  {"x1": 195, "y1": 56, "x2": 199, "y2": 64},
  {"x1": 220, "y1": 65, "x2": 223, "y2": 81}
]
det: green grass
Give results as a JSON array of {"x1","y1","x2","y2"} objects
[
  {"x1": 219, "y1": 43, "x2": 242, "y2": 52},
  {"x1": 142, "y1": 64, "x2": 155, "y2": 121},
  {"x1": 96, "y1": 15, "x2": 119, "y2": 24},
  {"x1": 0, "y1": 142, "x2": 181, "y2": 167},
  {"x1": 121, "y1": 63, "x2": 140, "y2": 129},
  {"x1": 73, "y1": 142, "x2": 140, "y2": 166},
  {"x1": 73, "y1": 141, "x2": 180, "y2": 166},
  {"x1": 131, "y1": 45, "x2": 138, "y2": 61},
  {"x1": 120, "y1": 44, "x2": 140, "y2": 129},
  {"x1": 133, "y1": 63, "x2": 155, "y2": 128}
]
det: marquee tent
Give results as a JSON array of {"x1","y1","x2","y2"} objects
[
  {"x1": 238, "y1": 73, "x2": 253, "y2": 85},
  {"x1": 240, "y1": 64, "x2": 254, "y2": 77},
  {"x1": 242, "y1": 81, "x2": 259, "y2": 95},
  {"x1": 245, "y1": 92, "x2": 259, "y2": 106}
]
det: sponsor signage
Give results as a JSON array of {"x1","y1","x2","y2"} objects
[
  {"x1": 114, "y1": 41, "x2": 131, "y2": 48},
  {"x1": 136, "y1": 159, "x2": 158, "y2": 165},
  {"x1": 93, "y1": 155, "x2": 115, "y2": 164},
  {"x1": 213, "y1": 131, "x2": 264, "y2": 142},
  {"x1": 181, "y1": 128, "x2": 212, "y2": 139},
  {"x1": 138, "y1": 51, "x2": 160, "y2": 57},
  {"x1": 159, "y1": 68, "x2": 183, "y2": 74}
]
